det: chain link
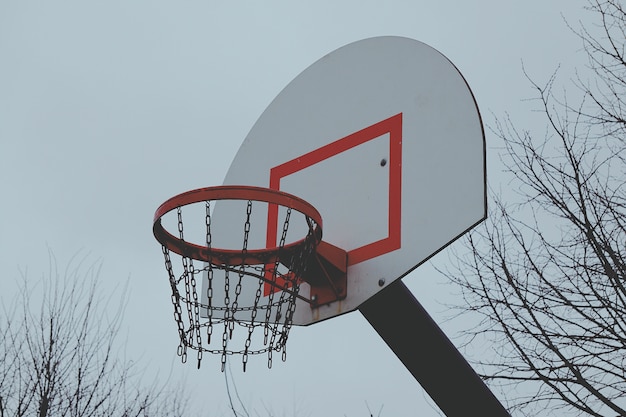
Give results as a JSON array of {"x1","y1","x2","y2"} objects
[
  {"x1": 163, "y1": 245, "x2": 187, "y2": 363},
  {"x1": 177, "y1": 207, "x2": 184, "y2": 239},
  {"x1": 232, "y1": 200, "x2": 252, "y2": 312},
  {"x1": 189, "y1": 259, "x2": 203, "y2": 368},
  {"x1": 159, "y1": 197, "x2": 318, "y2": 371}
]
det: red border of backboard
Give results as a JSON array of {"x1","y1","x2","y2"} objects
[{"x1": 267, "y1": 113, "x2": 402, "y2": 268}]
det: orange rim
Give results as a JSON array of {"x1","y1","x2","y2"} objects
[{"x1": 153, "y1": 185, "x2": 323, "y2": 265}]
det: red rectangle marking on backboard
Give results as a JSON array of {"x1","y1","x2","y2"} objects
[{"x1": 263, "y1": 113, "x2": 402, "y2": 295}]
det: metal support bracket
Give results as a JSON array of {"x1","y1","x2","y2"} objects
[{"x1": 303, "y1": 241, "x2": 348, "y2": 306}]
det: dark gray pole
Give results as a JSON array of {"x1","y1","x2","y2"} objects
[{"x1": 359, "y1": 280, "x2": 511, "y2": 417}]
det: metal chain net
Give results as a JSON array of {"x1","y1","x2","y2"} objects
[{"x1": 161, "y1": 199, "x2": 317, "y2": 371}]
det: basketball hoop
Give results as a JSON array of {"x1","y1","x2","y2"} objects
[{"x1": 153, "y1": 185, "x2": 347, "y2": 370}]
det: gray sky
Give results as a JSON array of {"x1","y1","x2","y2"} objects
[{"x1": 0, "y1": 1, "x2": 590, "y2": 416}]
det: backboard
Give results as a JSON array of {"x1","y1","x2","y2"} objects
[{"x1": 205, "y1": 36, "x2": 485, "y2": 326}]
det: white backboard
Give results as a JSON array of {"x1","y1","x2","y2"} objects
[{"x1": 207, "y1": 36, "x2": 486, "y2": 325}]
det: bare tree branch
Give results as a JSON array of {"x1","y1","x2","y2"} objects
[
  {"x1": 0, "y1": 253, "x2": 193, "y2": 417},
  {"x1": 444, "y1": 1, "x2": 626, "y2": 416}
]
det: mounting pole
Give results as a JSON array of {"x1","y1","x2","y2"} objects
[{"x1": 359, "y1": 280, "x2": 511, "y2": 417}]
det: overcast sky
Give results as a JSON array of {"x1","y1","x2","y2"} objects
[{"x1": 1, "y1": 1, "x2": 591, "y2": 416}]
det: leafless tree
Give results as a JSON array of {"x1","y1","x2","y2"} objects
[
  {"x1": 0, "y1": 254, "x2": 191, "y2": 417},
  {"x1": 446, "y1": 1, "x2": 626, "y2": 416}
]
